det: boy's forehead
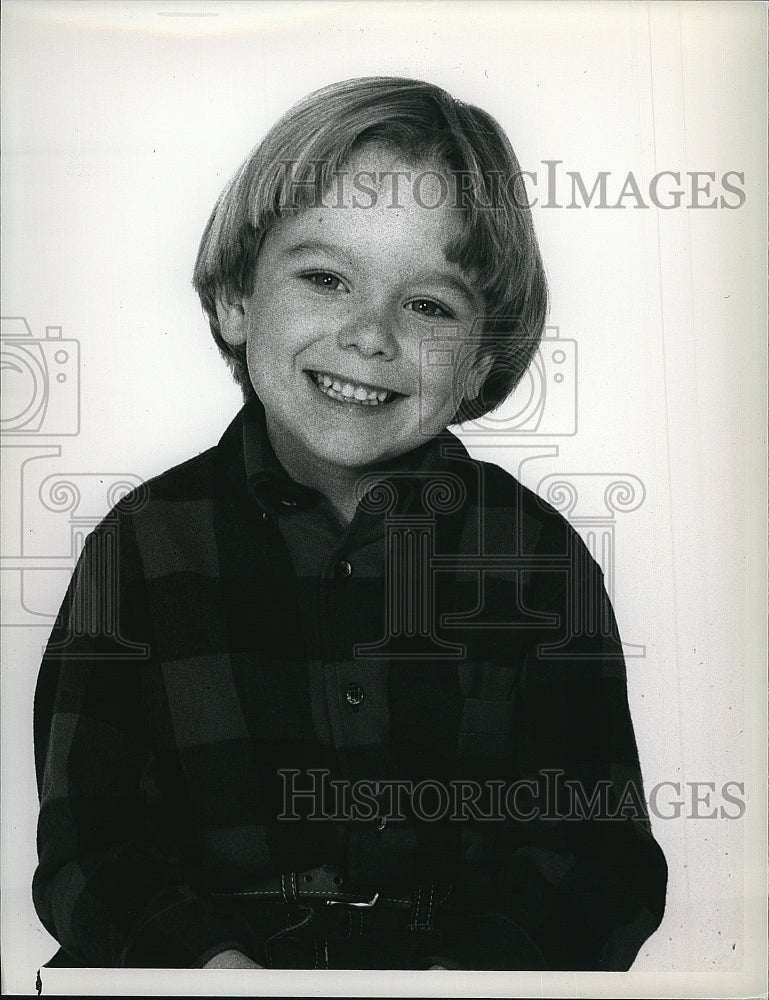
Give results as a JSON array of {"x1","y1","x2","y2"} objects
[
  {"x1": 338, "y1": 142, "x2": 454, "y2": 208},
  {"x1": 269, "y1": 147, "x2": 469, "y2": 271},
  {"x1": 270, "y1": 200, "x2": 474, "y2": 296}
]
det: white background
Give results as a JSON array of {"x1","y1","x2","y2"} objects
[{"x1": 1, "y1": 1, "x2": 766, "y2": 996}]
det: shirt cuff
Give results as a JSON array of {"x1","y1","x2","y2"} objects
[
  {"x1": 449, "y1": 912, "x2": 547, "y2": 970},
  {"x1": 121, "y1": 892, "x2": 250, "y2": 968}
]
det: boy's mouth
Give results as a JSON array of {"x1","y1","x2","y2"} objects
[{"x1": 306, "y1": 370, "x2": 402, "y2": 406}]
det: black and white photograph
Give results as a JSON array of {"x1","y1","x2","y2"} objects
[{"x1": 1, "y1": 2, "x2": 766, "y2": 996}]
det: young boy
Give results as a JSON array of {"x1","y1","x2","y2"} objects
[{"x1": 33, "y1": 77, "x2": 667, "y2": 971}]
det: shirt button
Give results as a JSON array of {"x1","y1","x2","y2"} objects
[
  {"x1": 337, "y1": 560, "x2": 353, "y2": 578},
  {"x1": 345, "y1": 683, "x2": 365, "y2": 707}
]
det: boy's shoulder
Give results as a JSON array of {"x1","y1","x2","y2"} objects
[
  {"x1": 99, "y1": 411, "x2": 247, "y2": 530},
  {"x1": 139, "y1": 446, "x2": 221, "y2": 502},
  {"x1": 437, "y1": 433, "x2": 588, "y2": 557},
  {"x1": 106, "y1": 447, "x2": 220, "y2": 517},
  {"x1": 483, "y1": 457, "x2": 578, "y2": 550}
]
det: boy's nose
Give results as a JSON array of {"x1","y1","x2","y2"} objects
[{"x1": 336, "y1": 306, "x2": 399, "y2": 360}]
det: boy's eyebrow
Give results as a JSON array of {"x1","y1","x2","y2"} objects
[
  {"x1": 283, "y1": 240, "x2": 344, "y2": 259},
  {"x1": 282, "y1": 240, "x2": 478, "y2": 303},
  {"x1": 415, "y1": 268, "x2": 479, "y2": 305}
]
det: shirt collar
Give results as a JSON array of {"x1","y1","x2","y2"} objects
[
  {"x1": 239, "y1": 395, "x2": 323, "y2": 514},
  {"x1": 221, "y1": 393, "x2": 472, "y2": 518}
]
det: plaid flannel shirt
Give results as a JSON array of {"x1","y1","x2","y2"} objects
[{"x1": 33, "y1": 397, "x2": 667, "y2": 969}]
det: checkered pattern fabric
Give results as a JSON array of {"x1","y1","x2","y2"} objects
[{"x1": 33, "y1": 397, "x2": 666, "y2": 969}]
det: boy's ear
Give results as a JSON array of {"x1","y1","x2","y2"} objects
[
  {"x1": 462, "y1": 353, "x2": 495, "y2": 401},
  {"x1": 215, "y1": 293, "x2": 248, "y2": 347}
]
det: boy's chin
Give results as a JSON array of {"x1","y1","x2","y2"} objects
[
  {"x1": 308, "y1": 436, "x2": 424, "y2": 472},
  {"x1": 313, "y1": 444, "x2": 401, "y2": 471}
]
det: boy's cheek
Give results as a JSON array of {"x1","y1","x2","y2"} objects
[{"x1": 420, "y1": 367, "x2": 464, "y2": 417}]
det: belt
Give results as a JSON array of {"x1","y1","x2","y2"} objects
[{"x1": 210, "y1": 865, "x2": 449, "y2": 914}]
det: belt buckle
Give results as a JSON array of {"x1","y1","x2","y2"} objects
[{"x1": 326, "y1": 891, "x2": 380, "y2": 908}]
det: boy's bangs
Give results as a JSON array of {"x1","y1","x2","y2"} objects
[{"x1": 257, "y1": 136, "x2": 526, "y2": 306}]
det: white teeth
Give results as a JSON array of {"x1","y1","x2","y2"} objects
[{"x1": 309, "y1": 370, "x2": 394, "y2": 406}]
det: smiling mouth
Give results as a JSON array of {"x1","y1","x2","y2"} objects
[{"x1": 307, "y1": 370, "x2": 403, "y2": 406}]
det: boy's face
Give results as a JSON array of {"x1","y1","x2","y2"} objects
[{"x1": 218, "y1": 145, "x2": 488, "y2": 477}]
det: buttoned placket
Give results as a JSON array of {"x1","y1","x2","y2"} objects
[
  {"x1": 318, "y1": 521, "x2": 390, "y2": 742},
  {"x1": 249, "y1": 458, "x2": 413, "y2": 874},
  {"x1": 311, "y1": 509, "x2": 397, "y2": 853},
  {"x1": 263, "y1": 490, "x2": 393, "y2": 770}
]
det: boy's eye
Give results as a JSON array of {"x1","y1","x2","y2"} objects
[
  {"x1": 407, "y1": 299, "x2": 453, "y2": 319},
  {"x1": 305, "y1": 271, "x2": 345, "y2": 292}
]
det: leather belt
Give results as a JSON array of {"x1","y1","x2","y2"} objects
[{"x1": 210, "y1": 864, "x2": 440, "y2": 910}]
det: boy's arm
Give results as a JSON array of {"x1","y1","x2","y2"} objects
[
  {"x1": 32, "y1": 516, "x2": 253, "y2": 969},
  {"x1": 436, "y1": 528, "x2": 668, "y2": 971}
]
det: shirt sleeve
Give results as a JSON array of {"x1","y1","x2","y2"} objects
[
  {"x1": 32, "y1": 508, "x2": 250, "y2": 968},
  {"x1": 436, "y1": 523, "x2": 668, "y2": 971}
]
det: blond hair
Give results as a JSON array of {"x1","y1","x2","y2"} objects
[{"x1": 193, "y1": 77, "x2": 547, "y2": 422}]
